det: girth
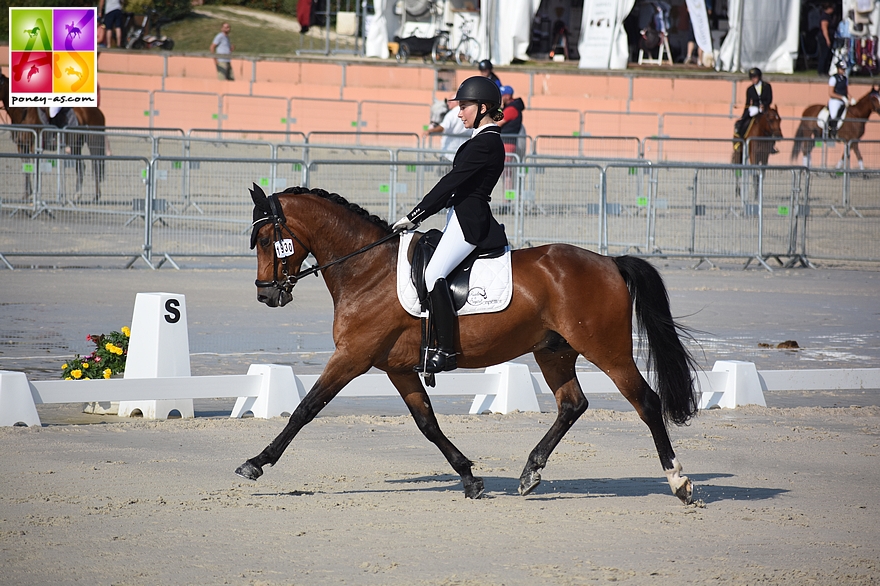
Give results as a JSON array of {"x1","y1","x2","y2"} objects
[{"x1": 409, "y1": 229, "x2": 507, "y2": 312}]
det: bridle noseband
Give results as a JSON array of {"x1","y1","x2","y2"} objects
[{"x1": 252, "y1": 192, "x2": 401, "y2": 298}]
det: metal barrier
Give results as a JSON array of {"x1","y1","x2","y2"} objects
[
  {"x1": 188, "y1": 128, "x2": 307, "y2": 144},
  {"x1": 0, "y1": 152, "x2": 152, "y2": 266},
  {"x1": 307, "y1": 131, "x2": 420, "y2": 148},
  {"x1": 803, "y1": 169, "x2": 880, "y2": 263},
  {"x1": 1, "y1": 134, "x2": 876, "y2": 269},
  {"x1": 532, "y1": 135, "x2": 641, "y2": 159},
  {"x1": 643, "y1": 137, "x2": 744, "y2": 164}
]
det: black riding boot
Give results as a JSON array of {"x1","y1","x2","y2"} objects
[{"x1": 415, "y1": 279, "x2": 458, "y2": 374}]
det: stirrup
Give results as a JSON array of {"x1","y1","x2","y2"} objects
[{"x1": 415, "y1": 348, "x2": 457, "y2": 374}]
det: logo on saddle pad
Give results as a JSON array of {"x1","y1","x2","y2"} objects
[{"x1": 396, "y1": 231, "x2": 512, "y2": 318}]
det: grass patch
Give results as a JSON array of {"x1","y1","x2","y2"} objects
[{"x1": 159, "y1": 7, "x2": 344, "y2": 56}]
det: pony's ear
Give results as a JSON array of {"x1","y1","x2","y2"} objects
[{"x1": 250, "y1": 182, "x2": 268, "y2": 209}]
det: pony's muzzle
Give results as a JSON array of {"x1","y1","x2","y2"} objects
[{"x1": 256, "y1": 285, "x2": 293, "y2": 308}]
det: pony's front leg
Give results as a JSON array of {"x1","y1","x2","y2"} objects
[
  {"x1": 387, "y1": 371, "x2": 484, "y2": 499},
  {"x1": 235, "y1": 353, "x2": 369, "y2": 482}
]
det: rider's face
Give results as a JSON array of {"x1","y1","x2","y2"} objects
[{"x1": 458, "y1": 101, "x2": 480, "y2": 128}]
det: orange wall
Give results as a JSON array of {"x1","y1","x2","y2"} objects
[{"x1": 86, "y1": 51, "x2": 880, "y2": 141}]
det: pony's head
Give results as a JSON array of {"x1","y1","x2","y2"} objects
[
  {"x1": 250, "y1": 184, "x2": 308, "y2": 308},
  {"x1": 869, "y1": 85, "x2": 880, "y2": 115},
  {"x1": 764, "y1": 106, "x2": 783, "y2": 139}
]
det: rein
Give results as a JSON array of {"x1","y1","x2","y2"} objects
[{"x1": 254, "y1": 193, "x2": 401, "y2": 294}]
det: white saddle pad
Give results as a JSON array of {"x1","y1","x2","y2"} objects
[
  {"x1": 396, "y1": 231, "x2": 513, "y2": 318},
  {"x1": 817, "y1": 107, "x2": 846, "y2": 130}
]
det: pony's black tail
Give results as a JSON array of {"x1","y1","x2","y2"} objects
[
  {"x1": 613, "y1": 256, "x2": 699, "y2": 426},
  {"x1": 791, "y1": 121, "x2": 808, "y2": 162}
]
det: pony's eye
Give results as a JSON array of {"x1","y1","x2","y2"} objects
[{"x1": 259, "y1": 237, "x2": 270, "y2": 247}]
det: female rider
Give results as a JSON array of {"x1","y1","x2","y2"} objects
[{"x1": 392, "y1": 76, "x2": 508, "y2": 374}]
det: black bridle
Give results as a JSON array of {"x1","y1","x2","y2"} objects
[{"x1": 252, "y1": 192, "x2": 401, "y2": 296}]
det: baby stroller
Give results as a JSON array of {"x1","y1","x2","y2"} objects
[{"x1": 393, "y1": 35, "x2": 438, "y2": 63}]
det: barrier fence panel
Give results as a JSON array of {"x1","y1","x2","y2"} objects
[
  {"x1": 305, "y1": 159, "x2": 405, "y2": 223},
  {"x1": 41, "y1": 128, "x2": 156, "y2": 160},
  {"x1": 532, "y1": 135, "x2": 641, "y2": 160},
  {"x1": 155, "y1": 136, "x2": 274, "y2": 160},
  {"x1": 0, "y1": 153, "x2": 151, "y2": 262},
  {"x1": 188, "y1": 128, "x2": 307, "y2": 144},
  {"x1": 643, "y1": 137, "x2": 743, "y2": 164},
  {"x1": 103, "y1": 126, "x2": 185, "y2": 137},
  {"x1": 149, "y1": 157, "x2": 304, "y2": 260},
  {"x1": 282, "y1": 143, "x2": 393, "y2": 165},
  {"x1": 602, "y1": 164, "x2": 655, "y2": 255},
  {"x1": 804, "y1": 169, "x2": 880, "y2": 262},
  {"x1": 757, "y1": 167, "x2": 808, "y2": 263},
  {"x1": 786, "y1": 135, "x2": 848, "y2": 169},
  {"x1": 644, "y1": 164, "x2": 773, "y2": 263},
  {"x1": 516, "y1": 162, "x2": 604, "y2": 250},
  {"x1": 307, "y1": 131, "x2": 420, "y2": 149}
]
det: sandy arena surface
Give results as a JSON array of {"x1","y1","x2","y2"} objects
[{"x1": 1, "y1": 260, "x2": 879, "y2": 584}]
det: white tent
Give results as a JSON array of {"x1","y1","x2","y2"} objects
[
  {"x1": 717, "y1": 0, "x2": 800, "y2": 74},
  {"x1": 577, "y1": 0, "x2": 636, "y2": 69}
]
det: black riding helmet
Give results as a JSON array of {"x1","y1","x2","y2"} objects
[
  {"x1": 749, "y1": 67, "x2": 762, "y2": 79},
  {"x1": 478, "y1": 59, "x2": 493, "y2": 72},
  {"x1": 453, "y1": 76, "x2": 501, "y2": 127}
]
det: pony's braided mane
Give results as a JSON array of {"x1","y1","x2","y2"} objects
[{"x1": 280, "y1": 186, "x2": 391, "y2": 233}]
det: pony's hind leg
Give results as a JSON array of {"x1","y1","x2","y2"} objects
[
  {"x1": 519, "y1": 346, "x2": 588, "y2": 496},
  {"x1": 388, "y1": 372, "x2": 484, "y2": 498},
  {"x1": 607, "y1": 361, "x2": 692, "y2": 504}
]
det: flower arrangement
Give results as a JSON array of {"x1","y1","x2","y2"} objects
[{"x1": 61, "y1": 326, "x2": 131, "y2": 380}]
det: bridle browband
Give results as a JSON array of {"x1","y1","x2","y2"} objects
[{"x1": 251, "y1": 187, "x2": 401, "y2": 296}]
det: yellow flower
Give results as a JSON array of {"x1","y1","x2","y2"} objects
[
  {"x1": 65, "y1": 377, "x2": 72, "y2": 380},
  {"x1": 82, "y1": 362, "x2": 89, "y2": 369},
  {"x1": 71, "y1": 369, "x2": 82, "y2": 379},
  {"x1": 105, "y1": 342, "x2": 117, "y2": 353},
  {"x1": 103, "y1": 368, "x2": 112, "y2": 379},
  {"x1": 121, "y1": 326, "x2": 131, "y2": 337},
  {"x1": 62, "y1": 363, "x2": 68, "y2": 369}
]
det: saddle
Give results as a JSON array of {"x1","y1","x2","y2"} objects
[
  {"x1": 36, "y1": 107, "x2": 77, "y2": 129},
  {"x1": 410, "y1": 229, "x2": 507, "y2": 312}
]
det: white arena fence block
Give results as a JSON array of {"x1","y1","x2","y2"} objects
[
  {"x1": 230, "y1": 364, "x2": 301, "y2": 419},
  {"x1": 470, "y1": 363, "x2": 541, "y2": 414},
  {"x1": 699, "y1": 360, "x2": 766, "y2": 409},
  {"x1": 0, "y1": 371, "x2": 41, "y2": 427},
  {"x1": 119, "y1": 292, "x2": 194, "y2": 420}
]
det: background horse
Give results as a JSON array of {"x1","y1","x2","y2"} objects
[
  {"x1": 238, "y1": 185, "x2": 701, "y2": 505},
  {"x1": 0, "y1": 72, "x2": 106, "y2": 200},
  {"x1": 791, "y1": 86, "x2": 880, "y2": 169},
  {"x1": 732, "y1": 106, "x2": 783, "y2": 165}
]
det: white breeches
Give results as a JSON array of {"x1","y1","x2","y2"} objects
[
  {"x1": 424, "y1": 207, "x2": 476, "y2": 292},
  {"x1": 748, "y1": 106, "x2": 759, "y2": 117},
  {"x1": 49, "y1": 106, "x2": 63, "y2": 118},
  {"x1": 828, "y1": 98, "x2": 845, "y2": 119}
]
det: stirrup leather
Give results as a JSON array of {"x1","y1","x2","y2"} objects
[{"x1": 415, "y1": 278, "x2": 458, "y2": 375}]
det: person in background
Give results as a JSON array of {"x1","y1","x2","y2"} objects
[
  {"x1": 818, "y1": 3, "x2": 837, "y2": 75},
  {"x1": 827, "y1": 61, "x2": 854, "y2": 139},
  {"x1": 211, "y1": 22, "x2": 234, "y2": 81},
  {"x1": 98, "y1": 0, "x2": 124, "y2": 49},
  {"x1": 426, "y1": 99, "x2": 468, "y2": 162},
  {"x1": 497, "y1": 85, "x2": 525, "y2": 156},
  {"x1": 478, "y1": 59, "x2": 502, "y2": 88}
]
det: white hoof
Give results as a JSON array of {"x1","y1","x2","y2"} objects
[{"x1": 665, "y1": 458, "x2": 693, "y2": 505}]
